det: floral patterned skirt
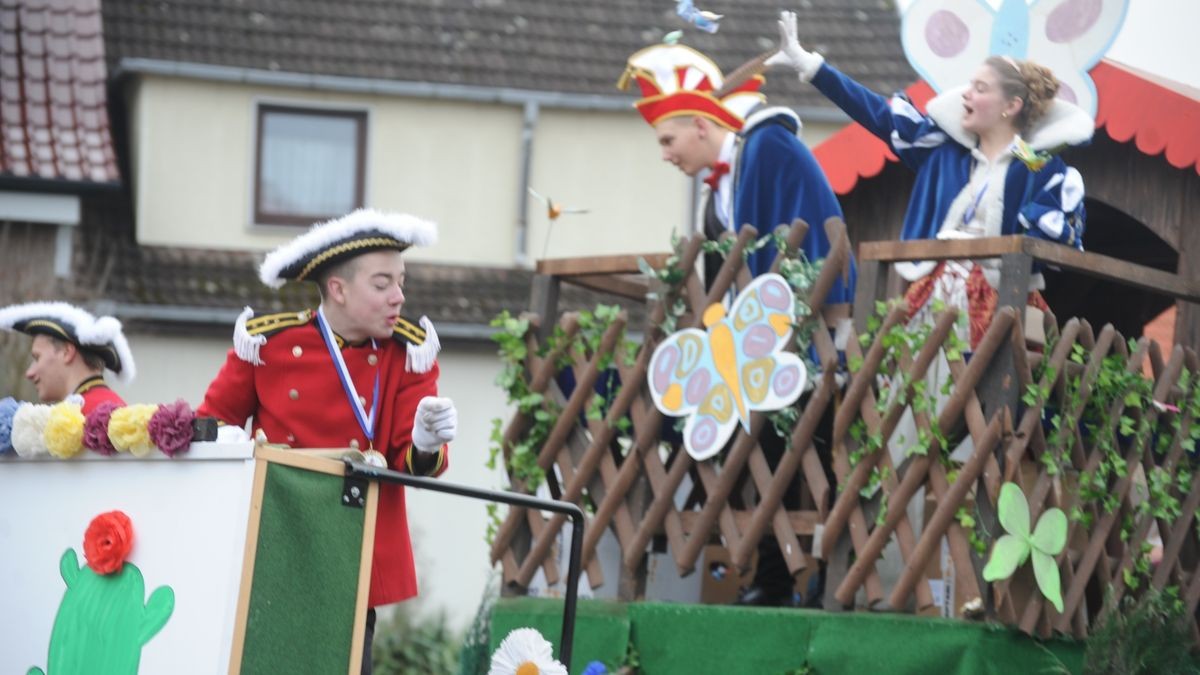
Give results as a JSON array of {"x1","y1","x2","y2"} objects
[{"x1": 904, "y1": 261, "x2": 1049, "y2": 350}]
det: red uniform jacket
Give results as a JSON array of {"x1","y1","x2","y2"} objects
[
  {"x1": 75, "y1": 376, "x2": 126, "y2": 415},
  {"x1": 197, "y1": 310, "x2": 448, "y2": 607}
]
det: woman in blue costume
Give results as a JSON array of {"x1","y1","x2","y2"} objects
[{"x1": 767, "y1": 11, "x2": 1093, "y2": 349}]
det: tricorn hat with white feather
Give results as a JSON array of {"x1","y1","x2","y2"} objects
[
  {"x1": 258, "y1": 208, "x2": 438, "y2": 289},
  {"x1": 0, "y1": 301, "x2": 136, "y2": 382}
]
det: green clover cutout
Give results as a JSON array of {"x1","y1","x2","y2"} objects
[{"x1": 981, "y1": 482, "x2": 1068, "y2": 612}]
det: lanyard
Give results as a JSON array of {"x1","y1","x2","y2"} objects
[
  {"x1": 315, "y1": 307, "x2": 381, "y2": 450},
  {"x1": 962, "y1": 171, "x2": 990, "y2": 226}
]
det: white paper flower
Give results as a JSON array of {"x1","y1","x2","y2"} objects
[
  {"x1": 488, "y1": 628, "x2": 568, "y2": 675},
  {"x1": 12, "y1": 403, "x2": 52, "y2": 458}
]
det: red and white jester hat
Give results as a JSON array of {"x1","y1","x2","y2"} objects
[{"x1": 618, "y1": 44, "x2": 765, "y2": 131}]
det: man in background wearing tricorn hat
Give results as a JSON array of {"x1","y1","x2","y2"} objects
[
  {"x1": 0, "y1": 301, "x2": 134, "y2": 413},
  {"x1": 197, "y1": 208, "x2": 458, "y2": 674}
]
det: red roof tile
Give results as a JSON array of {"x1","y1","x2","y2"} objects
[{"x1": 0, "y1": 0, "x2": 119, "y2": 184}]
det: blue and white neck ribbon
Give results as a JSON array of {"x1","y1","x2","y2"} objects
[
  {"x1": 962, "y1": 173, "x2": 990, "y2": 226},
  {"x1": 316, "y1": 306, "x2": 381, "y2": 449}
]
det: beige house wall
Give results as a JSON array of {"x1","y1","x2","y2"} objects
[{"x1": 127, "y1": 75, "x2": 693, "y2": 266}]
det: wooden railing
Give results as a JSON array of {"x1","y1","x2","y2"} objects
[{"x1": 491, "y1": 221, "x2": 1200, "y2": 641}]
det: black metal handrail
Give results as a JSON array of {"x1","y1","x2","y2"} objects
[{"x1": 343, "y1": 460, "x2": 585, "y2": 666}]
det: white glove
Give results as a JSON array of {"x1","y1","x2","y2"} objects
[
  {"x1": 412, "y1": 396, "x2": 457, "y2": 452},
  {"x1": 763, "y1": 10, "x2": 825, "y2": 82},
  {"x1": 216, "y1": 424, "x2": 251, "y2": 443}
]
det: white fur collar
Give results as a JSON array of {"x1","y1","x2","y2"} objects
[
  {"x1": 926, "y1": 84, "x2": 1094, "y2": 152},
  {"x1": 741, "y1": 106, "x2": 802, "y2": 138}
]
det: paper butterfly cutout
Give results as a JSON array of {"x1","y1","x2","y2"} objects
[
  {"x1": 647, "y1": 274, "x2": 807, "y2": 461},
  {"x1": 676, "y1": 0, "x2": 723, "y2": 35},
  {"x1": 982, "y1": 481, "x2": 1068, "y2": 612},
  {"x1": 901, "y1": 0, "x2": 1130, "y2": 116}
]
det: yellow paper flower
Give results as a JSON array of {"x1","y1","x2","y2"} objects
[
  {"x1": 108, "y1": 404, "x2": 160, "y2": 457},
  {"x1": 43, "y1": 401, "x2": 86, "y2": 458},
  {"x1": 488, "y1": 628, "x2": 567, "y2": 675}
]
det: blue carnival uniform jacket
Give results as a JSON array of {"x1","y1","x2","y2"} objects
[
  {"x1": 731, "y1": 107, "x2": 856, "y2": 304},
  {"x1": 809, "y1": 63, "x2": 1090, "y2": 253}
]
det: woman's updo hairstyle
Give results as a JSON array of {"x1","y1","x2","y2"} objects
[{"x1": 984, "y1": 55, "x2": 1060, "y2": 133}]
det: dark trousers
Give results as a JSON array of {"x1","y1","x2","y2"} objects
[
  {"x1": 361, "y1": 607, "x2": 376, "y2": 675},
  {"x1": 752, "y1": 392, "x2": 837, "y2": 602}
]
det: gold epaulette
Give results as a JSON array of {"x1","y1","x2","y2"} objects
[
  {"x1": 392, "y1": 315, "x2": 426, "y2": 346},
  {"x1": 244, "y1": 309, "x2": 314, "y2": 339}
]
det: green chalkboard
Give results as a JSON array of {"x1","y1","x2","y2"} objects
[{"x1": 238, "y1": 455, "x2": 369, "y2": 674}]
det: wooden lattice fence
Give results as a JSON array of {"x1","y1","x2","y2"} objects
[{"x1": 489, "y1": 219, "x2": 1200, "y2": 641}]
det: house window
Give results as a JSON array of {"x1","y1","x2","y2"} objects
[{"x1": 254, "y1": 105, "x2": 366, "y2": 225}]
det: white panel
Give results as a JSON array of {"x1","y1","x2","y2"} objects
[
  {"x1": 0, "y1": 191, "x2": 81, "y2": 225},
  {"x1": 0, "y1": 443, "x2": 255, "y2": 673}
]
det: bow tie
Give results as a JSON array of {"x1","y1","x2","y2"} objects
[{"x1": 703, "y1": 161, "x2": 730, "y2": 191}]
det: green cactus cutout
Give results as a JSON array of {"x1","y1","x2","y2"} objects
[
  {"x1": 27, "y1": 548, "x2": 175, "y2": 675},
  {"x1": 982, "y1": 482, "x2": 1068, "y2": 612}
]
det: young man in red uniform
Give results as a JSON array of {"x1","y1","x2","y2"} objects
[
  {"x1": 0, "y1": 301, "x2": 133, "y2": 413},
  {"x1": 197, "y1": 208, "x2": 457, "y2": 674}
]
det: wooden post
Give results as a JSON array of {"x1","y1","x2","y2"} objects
[
  {"x1": 529, "y1": 273, "x2": 561, "y2": 342},
  {"x1": 977, "y1": 253, "x2": 1031, "y2": 426},
  {"x1": 618, "y1": 472, "x2": 651, "y2": 601},
  {"x1": 852, "y1": 257, "x2": 885, "y2": 334}
]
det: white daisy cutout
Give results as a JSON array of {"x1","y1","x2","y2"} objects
[{"x1": 488, "y1": 628, "x2": 568, "y2": 675}]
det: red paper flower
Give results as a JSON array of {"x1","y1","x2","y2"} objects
[{"x1": 83, "y1": 511, "x2": 134, "y2": 575}]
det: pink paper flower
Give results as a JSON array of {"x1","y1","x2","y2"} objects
[
  {"x1": 83, "y1": 402, "x2": 119, "y2": 456},
  {"x1": 148, "y1": 399, "x2": 195, "y2": 457}
]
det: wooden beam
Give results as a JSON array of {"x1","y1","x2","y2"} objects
[
  {"x1": 536, "y1": 253, "x2": 671, "y2": 277},
  {"x1": 565, "y1": 273, "x2": 650, "y2": 301},
  {"x1": 1021, "y1": 238, "x2": 1200, "y2": 303},
  {"x1": 858, "y1": 236, "x2": 1025, "y2": 262},
  {"x1": 857, "y1": 236, "x2": 1200, "y2": 303}
]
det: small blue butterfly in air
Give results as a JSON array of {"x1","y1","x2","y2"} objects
[
  {"x1": 647, "y1": 274, "x2": 807, "y2": 461},
  {"x1": 676, "y1": 0, "x2": 723, "y2": 34},
  {"x1": 901, "y1": 0, "x2": 1130, "y2": 116}
]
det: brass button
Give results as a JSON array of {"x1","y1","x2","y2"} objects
[
  {"x1": 292, "y1": 346, "x2": 303, "y2": 357},
  {"x1": 289, "y1": 389, "x2": 299, "y2": 400},
  {"x1": 367, "y1": 354, "x2": 378, "y2": 366},
  {"x1": 286, "y1": 434, "x2": 296, "y2": 443},
  {"x1": 358, "y1": 395, "x2": 367, "y2": 406},
  {"x1": 350, "y1": 439, "x2": 360, "y2": 449}
]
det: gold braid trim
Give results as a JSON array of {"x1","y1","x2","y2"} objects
[
  {"x1": 246, "y1": 310, "x2": 313, "y2": 337},
  {"x1": 392, "y1": 316, "x2": 426, "y2": 345},
  {"x1": 296, "y1": 237, "x2": 408, "y2": 281},
  {"x1": 22, "y1": 319, "x2": 72, "y2": 340},
  {"x1": 74, "y1": 375, "x2": 106, "y2": 394}
]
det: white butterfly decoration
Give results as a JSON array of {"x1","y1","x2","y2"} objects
[
  {"x1": 647, "y1": 274, "x2": 807, "y2": 461},
  {"x1": 901, "y1": 0, "x2": 1130, "y2": 116}
]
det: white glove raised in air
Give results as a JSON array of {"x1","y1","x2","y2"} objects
[
  {"x1": 412, "y1": 396, "x2": 457, "y2": 453},
  {"x1": 763, "y1": 10, "x2": 825, "y2": 82}
]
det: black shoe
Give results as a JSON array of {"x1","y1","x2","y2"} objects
[{"x1": 734, "y1": 584, "x2": 795, "y2": 607}]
